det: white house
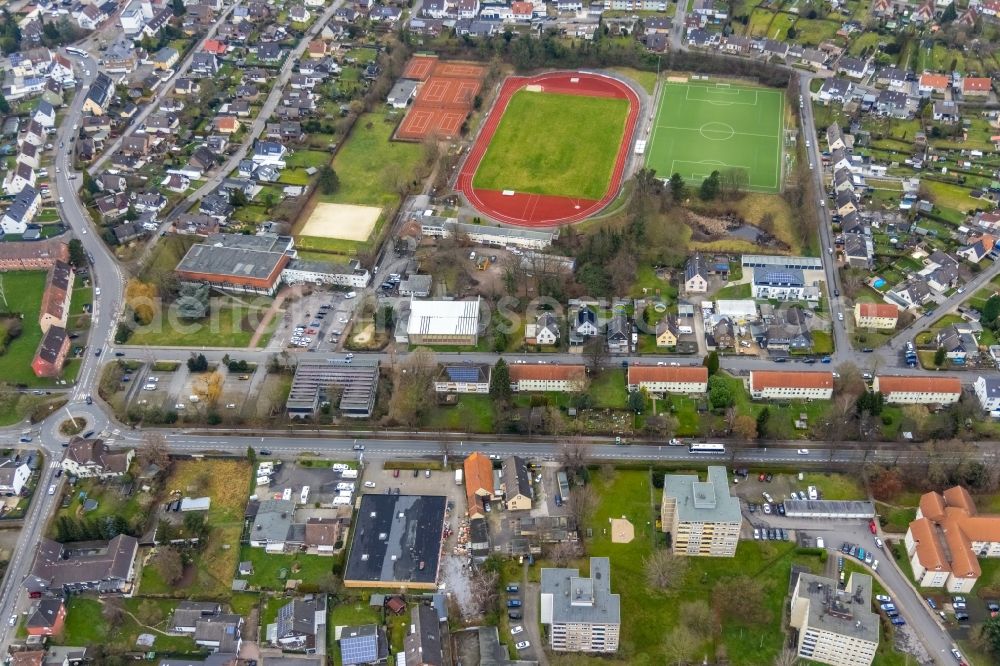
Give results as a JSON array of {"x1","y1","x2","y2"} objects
[
  {"x1": 974, "y1": 375, "x2": 1000, "y2": 416},
  {"x1": 1, "y1": 185, "x2": 41, "y2": 234},
  {"x1": 748, "y1": 371, "x2": 834, "y2": 400},
  {"x1": 251, "y1": 141, "x2": 287, "y2": 168},
  {"x1": 3, "y1": 162, "x2": 36, "y2": 196},
  {"x1": 60, "y1": 438, "x2": 134, "y2": 479},
  {"x1": 120, "y1": 0, "x2": 153, "y2": 34},
  {"x1": 627, "y1": 366, "x2": 708, "y2": 395},
  {"x1": 0, "y1": 459, "x2": 31, "y2": 495}
]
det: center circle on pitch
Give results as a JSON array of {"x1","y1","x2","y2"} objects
[{"x1": 699, "y1": 122, "x2": 736, "y2": 141}]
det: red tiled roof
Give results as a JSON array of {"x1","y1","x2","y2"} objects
[
  {"x1": 858, "y1": 303, "x2": 898, "y2": 319},
  {"x1": 750, "y1": 371, "x2": 833, "y2": 391},
  {"x1": 875, "y1": 375, "x2": 961, "y2": 396},
  {"x1": 509, "y1": 364, "x2": 586, "y2": 382},
  {"x1": 628, "y1": 366, "x2": 708, "y2": 384},
  {"x1": 463, "y1": 452, "x2": 493, "y2": 508},
  {"x1": 964, "y1": 77, "x2": 992, "y2": 92},
  {"x1": 919, "y1": 73, "x2": 949, "y2": 89}
]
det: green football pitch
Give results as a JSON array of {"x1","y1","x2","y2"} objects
[
  {"x1": 472, "y1": 91, "x2": 629, "y2": 201},
  {"x1": 645, "y1": 82, "x2": 784, "y2": 193}
]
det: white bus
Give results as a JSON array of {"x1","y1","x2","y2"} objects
[
  {"x1": 66, "y1": 47, "x2": 89, "y2": 58},
  {"x1": 688, "y1": 443, "x2": 726, "y2": 454}
]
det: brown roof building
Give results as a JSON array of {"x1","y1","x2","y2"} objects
[
  {"x1": 508, "y1": 364, "x2": 587, "y2": 393},
  {"x1": 304, "y1": 517, "x2": 343, "y2": 555},
  {"x1": 26, "y1": 535, "x2": 138, "y2": 596},
  {"x1": 463, "y1": 452, "x2": 493, "y2": 519},
  {"x1": 61, "y1": 437, "x2": 134, "y2": 479},
  {"x1": 0, "y1": 239, "x2": 68, "y2": 270},
  {"x1": 905, "y1": 486, "x2": 1000, "y2": 592},
  {"x1": 39, "y1": 260, "x2": 73, "y2": 333},
  {"x1": 748, "y1": 371, "x2": 834, "y2": 400},
  {"x1": 31, "y1": 325, "x2": 69, "y2": 378},
  {"x1": 627, "y1": 366, "x2": 708, "y2": 394},
  {"x1": 872, "y1": 375, "x2": 962, "y2": 405}
]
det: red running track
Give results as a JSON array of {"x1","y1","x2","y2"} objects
[{"x1": 456, "y1": 72, "x2": 640, "y2": 228}]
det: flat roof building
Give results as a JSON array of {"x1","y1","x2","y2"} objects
[
  {"x1": 789, "y1": 572, "x2": 879, "y2": 666},
  {"x1": 661, "y1": 466, "x2": 741, "y2": 557},
  {"x1": 286, "y1": 357, "x2": 379, "y2": 419},
  {"x1": 175, "y1": 233, "x2": 294, "y2": 295},
  {"x1": 404, "y1": 298, "x2": 481, "y2": 346},
  {"x1": 344, "y1": 494, "x2": 447, "y2": 589},
  {"x1": 540, "y1": 557, "x2": 620, "y2": 653}
]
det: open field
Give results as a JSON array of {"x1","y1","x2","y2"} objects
[
  {"x1": 125, "y1": 297, "x2": 268, "y2": 348},
  {"x1": 139, "y1": 459, "x2": 251, "y2": 598},
  {"x1": 0, "y1": 271, "x2": 52, "y2": 386},
  {"x1": 580, "y1": 469, "x2": 827, "y2": 664},
  {"x1": 325, "y1": 112, "x2": 424, "y2": 207},
  {"x1": 646, "y1": 82, "x2": 784, "y2": 193},
  {"x1": 472, "y1": 91, "x2": 629, "y2": 200},
  {"x1": 298, "y1": 202, "x2": 381, "y2": 242},
  {"x1": 57, "y1": 597, "x2": 202, "y2": 655},
  {"x1": 237, "y1": 545, "x2": 336, "y2": 590}
]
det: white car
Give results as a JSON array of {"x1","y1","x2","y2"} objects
[
  {"x1": 515, "y1": 641, "x2": 530, "y2": 650},
  {"x1": 875, "y1": 537, "x2": 884, "y2": 549},
  {"x1": 48, "y1": 484, "x2": 56, "y2": 495},
  {"x1": 59, "y1": 197, "x2": 65, "y2": 203},
  {"x1": 872, "y1": 559, "x2": 879, "y2": 571},
  {"x1": 510, "y1": 625, "x2": 524, "y2": 635},
  {"x1": 837, "y1": 312, "x2": 844, "y2": 321},
  {"x1": 753, "y1": 528, "x2": 760, "y2": 539},
  {"x1": 875, "y1": 594, "x2": 892, "y2": 603},
  {"x1": 7, "y1": 615, "x2": 15, "y2": 627},
  {"x1": 363, "y1": 481, "x2": 376, "y2": 488},
  {"x1": 797, "y1": 448, "x2": 810, "y2": 455},
  {"x1": 762, "y1": 503, "x2": 772, "y2": 515}
]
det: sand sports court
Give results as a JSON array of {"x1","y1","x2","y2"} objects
[
  {"x1": 610, "y1": 517, "x2": 635, "y2": 543},
  {"x1": 299, "y1": 203, "x2": 382, "y2": 242}
]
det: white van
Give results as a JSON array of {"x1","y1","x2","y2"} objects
[
  {"x1": 808, "y1": 485, "x2": 818, "y2": 500},
  {"x1": 816, "y1": 537, "x2": 825, "y2": 549},
  {"x1": 345, "y1": 291, "x2": 356, "y2": 299}
]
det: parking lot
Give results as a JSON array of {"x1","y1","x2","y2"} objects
[{"x1": 269, "y1": 289, "x2": 360, "y2": 352}]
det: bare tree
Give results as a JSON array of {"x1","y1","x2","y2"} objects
[
  {"x1": 468, "y1": 566, "x2": 499, "y2": 616},
  {"x1": 643, "y1": 548, "x2": 688, "y2": 591},
  {"x1": 557, "y1": 437, "x2": 591, "y2": 474},
  {"x1": 568, "y1": 484, "x2": 598, "y2": 527},
  {"x1": 545, "y1": 540, "x2": 583, "y2": 566},
  {"x1": 663, "y1": 624, "x2": 699, "y2": 665},
  {"x1": 680, "y1": 599, "x2": 718, "y2": 642},
  {"x1": 152, "y1": 546, "x2": 184, "y2": 585},
  {"x1": 138, "y1": 431, "x2": 171, "y2": 472},
  {"x1": 583, "y1": 336, "x2": 608, "y2": 372},
  {"x1": 101, "y1": 597, "x2": 126, "y2": 629}
]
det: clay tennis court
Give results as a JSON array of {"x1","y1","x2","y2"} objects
[
  {"x1": 396, "y1": 56, "x2": 485, "y2": 141},
  {"x1": 456, "y1": 71, "x2": 640, "y2": 227},
  {"x1": 403, "y1": 55, "x2": 437, "y2": 81}
]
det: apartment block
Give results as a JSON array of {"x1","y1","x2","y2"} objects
[
  {"x1": 540, "y1": 557, "x2": 620, "y2": 653},
  {"x1": 660, "y1": 466, "x2": 741, "y2": 557},
  {"x1": 872, "y1": 375, "x2": 961, "y2": 405},
  {"x1": 748, "y1": 371, "x2": 834, "y2": 400},
  {"x1": 626, "y1": 365, "x2": 708, "y2": 395},
  {"x1": 853, "y1": 302, "x2": 898, "y2": 329},
  {"x1": 789, "y1": 572, "x2": 879, "y2": 666}
]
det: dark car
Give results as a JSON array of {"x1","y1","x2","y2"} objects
[
  {"x1": 507, "y1": 599, "x2": 522, "y2": 608},
  {"x1": 114, "y1": 351, "x2": 125, "y2": 357},
  {"x1": 94, "y1": 349, "x2": 101, "y2": 356},
  {"x1": 85, "y1": 395, "x2": 92, "y2": 405},
  {"x1": 508, "y1": 611, "x2": 522, "y2": 620},
  {"x1": 413, "y1": 469, "x2": 419, "y2": 478},
  {"x1": 765, "y1": 473, "x2": 773, "y2": 482},
  {"x1": 777, "y1": 503, "x2": 785, "y2": 516},
  {"x1": 259, "y1": 449, "x2": 272, "y2": 456},
  {"x1": 747, "y1": 503, "x2": 756, "y2": 513},
  {"x1": 956, "y1": 612, "x2": 970, "y2": 621},
  {"x1": 82, "y1": 430, "x2": 94, "y2": 438}
]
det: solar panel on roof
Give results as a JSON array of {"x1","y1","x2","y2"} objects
[
  {"x1": 341, "y1": 633, "x2": 377, "y2": 664},
  {"x1": 446, "y1": 366, "x2": 480, "y2": 382}
]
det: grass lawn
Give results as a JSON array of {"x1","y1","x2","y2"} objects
[
  {"x1": 800, "y1": 472, "x2": 865, "y2": 500},
  {"x1": 329, "y1": 599, "x2": 384, "y2": 664},
  {"x1": 590, "y1": 370, "x2": 627, "y2": 409},
  {"x1": 0, "y1": 271, "x2": 53, "y2": 386},
  {"x1": 607, "y1": 67, "x2": 657, "y2": 94},
  {"x1": 140, "y1": 459, "x2": 251, "y2": 598},
  {"x1": 646, "y1": 82, "x2": 783, "y2": 194},
  {"x1": 423, "y1": 394, "x2": 495, "y2": 433},
  {"x1": 140, "y1": 235, "x2": 197, "y2": 283},
  {"x1": 52, "y1": 478, "x2": 153, "y2": 537},
  {"x1": 278, "y1": 168, "x2": 312, "y2": 186},
  {"x1": 57, "y1": 597, "x2": 203, "y2": 655},
  {"x1": 237, "y1": 545, "x2": 336, "y2": 590},
  {"x1": 714, "y1": 282, "x2": 752, "y2": 299},
  {"x1": 472, "y1": 91, "x2": 629, "y2": 200},
  {"x1": 922, "y1": 179, "x2": 982, "y2": 214},
  {"x1": 286, "y1": 149, "x2": 332, "y2": 168},
  {"x1": 583, "y1": 470, "x2": 827, "y2": 664},
  {"x1": 325, "y1": 112, "x2": 423, "y2": 207},
  {"x1": 126, "y1": 297, "x2": 267, "y2": 348},
  {"x1": 811, "y1": 330, "x2": 833, "y2": 354}
]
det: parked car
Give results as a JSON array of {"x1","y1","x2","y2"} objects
[
  {"x1": 515, "y1": 641, "x2": 530, "y2": 650},
  {"x1": 507, "y1": 600, "x2": 522, "y2": 608},
  {"x1": 506, "y1": 585, "x2": 519, "y2": 593},
  {"x1": 510, "y1": 626, "x2": 524, "y2": 635}
]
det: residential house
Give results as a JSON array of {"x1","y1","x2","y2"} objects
[
  {"x1": 817, "y1": 77, "x2": 853, "y2": 104},
  {"x1": 508, "y1": 364, "x2": 587, "y2": 393},
  {"x1": 655, "y1": 317, "x2": 678, "y2": 347},
  {"x1": 575, "y1": 306, "x2": 598, "y2": 338},
  {"x1": 252, "y1": 141, "x2": 287, "y2": 167},
  {"x1": 933, "y1": 100, "x2": 960, "y2": 123},
  {"x1": 60, "y1": 438, "x2": 133, "y2": 479},
  {"x1": 268, "y1": 595, "x2": 327, "y2": 652},
  {"x1": 606, "y1": 314, "x2": 629, "y2": 353},
  {"x1": 958, "y1": 234, "x2": 996, "y2": 264},
  {"x1": 0, "y1": 457, "x2": 31, "y2": 496},
  {"x1": 837, "y1": 56, "x2": 870, "y2": 79},
  {"x1": 873, "y1": 375, "x2": 961, "y2": 405},
  {"x1": 684, "y1": 254, "x2": 709, "y2": 293},
  {"x1": 26, "y1": 535, "x2": 138, "y2": 596},
  {"x1": 25, "y1": 599, "x2": 66, "y2": 637},
  {"x1": 1, "y1": 185, "x2": 41, "y2": 234},
  {"x1": 3, "y1": 162, "x2": 36, "y2": 196},
  {"x1": 82, "y1": 73, "x2": 114, "y2": 115},
  {"x1": 963, "y1": 77, "x2": 992, "y2": 97},
  {"x1": 403, "y1": 604, "x2": 444, "y2": 666},
  {"x1": 936, "y1": 324, "x2": 978, "y2": 364},
  {"x1": 434, "y1": 363, "x2": 491, "y2": 394},
  {"x1": 748, "y1": 371, "x2": 834, "y2": 400},
  {"x1": 31, "y1": 325, "x2": 69, "y2": 378},
  {"x1": 853, "y1": 302, "x2": 898, "y2": 329},
  {"x1": 975, "y1": 376, "x2": 1000, "y2": 415},
  {"x1": 338, "y1": 625, "x2": 389, "y2": 666},
  {"x1": 627, "y1": 366, "x2": 708, "y2": 394},
  {"x1": 304, "y1": 518, "x2": 343, "y2": 556},
  {"x1": 918, "y1": 72, "x2": 950, "y2": 96},
  {"x1": 464, "y1": 452, "x2": 493, "y2": 519},
  {"x1": 500, "y1": 456, "x2": 532, "y2": 511},
  {"x1": 194, "y1": 614, "x2": 243, "y2": 653},
  {"x1": 752, "y1": 268, "x2": 808, "y2": 300},
  {"x1": 711, "y1": 318, "x2": 735, "y2": 350},
  {"x1": 39, "y1": 260, "x2": 73, "y2": 333},
  {"x1": 525, "y1": 312, "x2": 560, "y2": 346}
]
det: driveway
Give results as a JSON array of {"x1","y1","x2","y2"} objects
[{"x1": 520, "y1": 566, "x2": 547, "y2": 666}]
